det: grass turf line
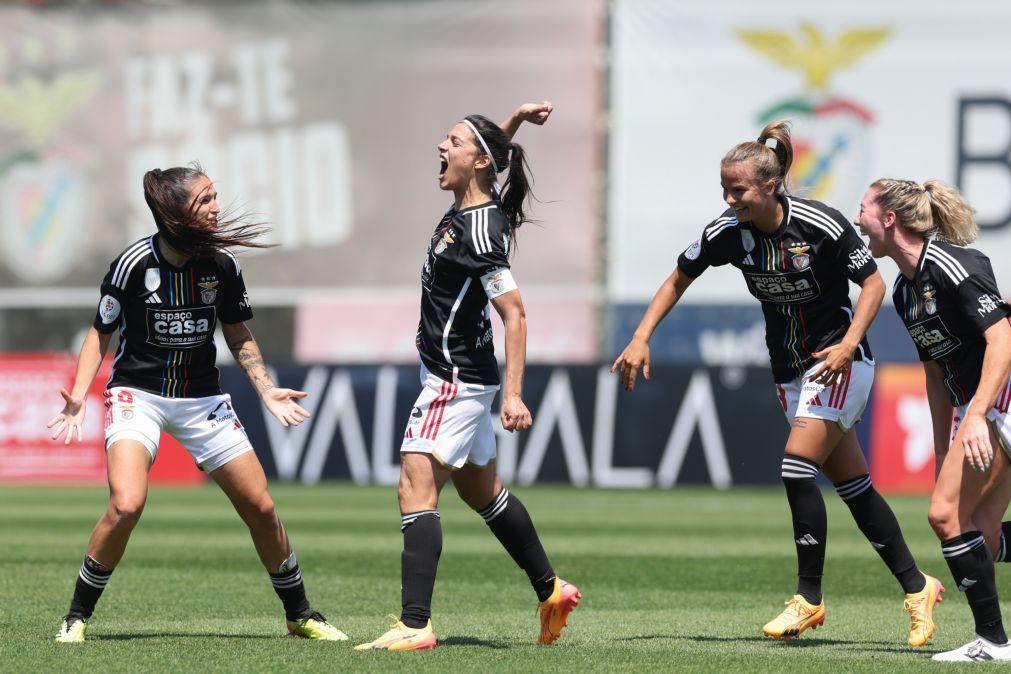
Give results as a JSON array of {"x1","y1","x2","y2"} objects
[{"x1": 0, "y1": 484, "x2": 997, "y2": 671}]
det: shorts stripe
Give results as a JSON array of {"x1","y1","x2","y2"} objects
[
  {"x1": 419, "y1": 382, "x2": 447, "y2": 438},
  {"x1": 427, "y1": 384, "x2": 458, "y2": 440},
  {"x1": 997, "y1": 378, "x2": 1011, "y2": 414},
  {"x1": 776, "y1": 385, "x2": 787, "y2": 412}
]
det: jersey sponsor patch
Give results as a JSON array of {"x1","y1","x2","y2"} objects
[
  {"x1": 683, "y1": 239, "x2": 702, "y2": 261},
  {"x1": 145, "y1": 307, "x2": 216, "y2": 349},
  {"x1": 847, "y1": 247, "x2": 873, "y2": 273},
  {"x1": 978, "y1": 293, "x2": 1002, "y2": 317},
  {"x1": 99, "y1": 294, "x2": 121, "y2": 324},
  {"x1": 907, "y1": 315, "x2": 962, "y2": 359},
  {"x1": 480, "y1": 267, "x2": 517, "y2": 300},
  {"x1": 743, "y1": 268, "x2": 820, "y2": 304}
]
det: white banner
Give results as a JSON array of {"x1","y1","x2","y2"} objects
[{"x1": 609, "y1": 0, "x2": 1011, "y2": 302}]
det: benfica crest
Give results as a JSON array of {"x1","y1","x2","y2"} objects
[
  {"x1": 788, "y1": 244, "x2": 811, "y2": 270},
  {"x1": 198, "y1": 278, "x2": 219, "y2": 304},
  {"x1": 434, "y1": 229, "x2": 455, "y2": 255}
]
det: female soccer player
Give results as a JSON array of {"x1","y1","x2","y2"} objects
[
  {"x1": 354, "y1": 102, "x2": 580, "y2": 652},
  {"x1": 612, "y1": 122, "x2": 942, "y2": 645},
  {"x1": 856, "y1": 179, "x2": 1011, "y2": 661},
  {"x1": 49, "y1": 165, "x2": 346, "y2": 643}
]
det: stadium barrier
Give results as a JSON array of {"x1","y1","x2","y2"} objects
[{"x1": 3, "y1": 355, "x2": 937, "y2": 491}]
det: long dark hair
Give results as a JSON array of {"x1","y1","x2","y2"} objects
[
  {"x1": 142, "y1": 163, "x2": 272, "y2": 258},
  {"x1": 463, "y1": 114, "x2": 535, "y2": 239}
]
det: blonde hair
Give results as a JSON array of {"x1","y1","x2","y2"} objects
[
  {"x1": 869, "y1": 178, "x2": 978, "y2": 245},
  {"x1": 721, "y1": 120, "x2": 794, "y2": 195}
]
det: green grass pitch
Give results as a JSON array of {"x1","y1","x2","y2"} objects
[{"x1": 1, "y1": 484, "x2": 1000, "y2": 671}]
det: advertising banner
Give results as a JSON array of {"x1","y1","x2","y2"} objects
[
  {"x1": 0, "y1": 353, "x2": 203, "y2": 484},
  {"x1": 609, "y1": 0, "x2": 1011, "y2": 303},
  {"x1": 868, "y1": 364, "x2": 937, "y2": 494},
  {"x1": 218, "y1": 363, "x2": 790, "y2": 488}
]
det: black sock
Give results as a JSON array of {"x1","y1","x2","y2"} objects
[
  {"x1": 478, "y1": 489, "x2": 556, "y2": 602},
  {"x1": 996, "y1": 523, "x2": 1011, "y2": 562},
  {"x1": 400, "y1": 510, "x2": 442, "y2": 629},
  {"x1": 68, "y1": 555, "x2": 113, "y2": 618},
  {"x1": 942, "y1": 532, "x2": 1007, "y2": 644},
  {"x1": 834, "y1": 474, "x2": 924, "y2": 594},
  {"x1": 269, "y1": 552, "x2": 311, "y2": 621},
  {"x1": 781, "y1": 455, "x2": 826, "y2": 605}
]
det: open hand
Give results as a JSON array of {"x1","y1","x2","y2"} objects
[
  {"x1": 263, "y1": 388, "x2": 311, "y2": 428},
  {"x1": 47, "y1": 388, "x2": 86, "y2": 444}
]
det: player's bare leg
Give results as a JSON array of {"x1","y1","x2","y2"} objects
[
  {"x1": 931, "y1": 427, "x2": 1011, "y2": 660},
  {"x1": 211, "y1": 451, "x2": 346, "y2": 640},
  {"x1": 57, "y1": 441, "x2": 151, "y2": 642}
]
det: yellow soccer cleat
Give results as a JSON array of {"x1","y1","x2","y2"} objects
[
  {"x1": 762, "y1": 595, "x2": 826, "y2": 640},
  {"x1": 285, "y1": 611, "x2": 349, "y2": 641},
  {"x1": 538, "y1": 577, "x2": 582, "y2": 645},
  {"x1": 905, "y1": 573, "x2": 945, "y2": 647},
  {"x1": 354, "y1": 615, "x2": 436, "y2": 651},
  {"x1": 55, "y1": 614, "x2": 88, "y2": 643}
]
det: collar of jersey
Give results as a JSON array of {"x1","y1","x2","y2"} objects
[
  {"x1": 450, "y1": 200, "x2": 498, "y2": 215},
  {"x1": 747, "y1": 194, "x2": 791, "y2": 239}
]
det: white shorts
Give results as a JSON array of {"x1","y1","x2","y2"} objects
[
  {"x1": 952, "y1": 377, "x2": 1011, "y2": 456},
  {"x1": 774, "y1": 359, "x2": 874, "y2": 431},
  {"x1": 400, "y1": 366, "x2": 499, "y2": 470},
  {"x1": 103, "y1": 386, "x2": 253, "y2": 473}
]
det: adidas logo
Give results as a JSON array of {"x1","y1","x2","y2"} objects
[
  {"x1": 146, "y1": 293, "x2": 161, "y2": 304},
  {"x1": 741, "y1": 254, "x2": 754, "y2": 266},
  {"x1": 958, "y1": 577, "x2": 978, "y2": 592},
  {"x1": 795, "y1": 534, "x2": 819, "y2": 546}
]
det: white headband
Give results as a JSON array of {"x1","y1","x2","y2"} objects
[{"x1": 461, "y1": 118, "x2": 499, "y2": 173}]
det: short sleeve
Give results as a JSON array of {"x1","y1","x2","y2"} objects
[
  {"x1": 677, "y1": 216, "x2": 737, "y2": 278},
  {"x1": 955, "y1": 261, "x2": 1011, "y2": 335},
  {"x1": 835, "y1": 226, "x2": 877, "y2": 283},
  {"x1": 219, "y1": 254, "x2": 254, "y2": 324},
  {"x1": 92, "y1": 262, "x2": 124, "y2": 334},
  {"x1": 455, "y1": 206, "x2": 512, "y2": 275}
]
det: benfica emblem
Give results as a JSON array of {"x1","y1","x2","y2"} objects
[
  {"x1": 198, "y1": 278, "x2": 219, "y2": 304},
  {"x1": 434, "y1": 229, "x2": 455, "y2": 255},
  {"x1": 922, "y1": 284, "x2": 937, "y2": 315},
  {"x1": 788, "y1": 244, "x2": 811, "y2": 270}
]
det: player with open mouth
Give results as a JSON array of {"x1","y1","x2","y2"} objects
[{"x1": 857, "y1": 178, "x2": 1011, "y2": 662}]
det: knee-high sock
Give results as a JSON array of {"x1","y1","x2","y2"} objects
[
  {"x1": 781, "y1": 454, "x2": 826, "y2": 604},
  {"x1": 400, "y1": 510, "x2": 442, "y2": 629},
  {"x1": 68, "y1": 555, "x2": 114, "y2": 618},
  {"x1": 478, "y1": 489, "x2": 556, "y2": 602},
  {"x1": 942, "y1": 532, "x2": 1007, "y2": 644},
  {"x1": 268, "y1": 551, "x2": 311, "y2": 621},
  {"x1": 834, "y1": 474, "x2": 924, "y2": 594}
]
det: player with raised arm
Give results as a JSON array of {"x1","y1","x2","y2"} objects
[
  {"x1": 50, "y1": 165, "x2": 346, "y2": 643},
  {"x1": 354, "y1": 102, "x2": 581, "y2": 652},
  {"x1": 612, "y1": 122, "x2": 943, "y2": 645},
  {"x1": 857, "y1": 178, "x2": 1011, "y2": 661}
]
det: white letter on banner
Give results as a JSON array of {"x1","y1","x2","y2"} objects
[
  {"x1": 516, "y1": 369, "x2": 590, "y2": 487},
  {"x1": 371, "y1": 366, "x2": 401, "y2": 485},
  {"x1": 591, "y1": 366, "x2": 653, "y2": 488},
  {"x1": 262, "y1": 366, "x2": 328, "y2": 480},
  {"x1": 300, "y1": 370, "x2": 370, "y2": 484},
  {"x1": 656, "y1": 370, "x2": 732, "y2": 489}
]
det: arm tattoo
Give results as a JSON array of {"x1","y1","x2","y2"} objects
[{"x1": 231, "y1": 337, "x2": 276, "y2": 395}]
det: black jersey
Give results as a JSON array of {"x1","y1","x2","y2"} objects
[
  {"x1": 677, "y1": 196, "x2": 877, "y2": 383},
  {"x1": 892, "y1": 239, "x2": 1011, "y2": 407},
  {"x1": 93, "y1": 235, "x2": 253, "y2": 398},
  {"x1": 417, "y1": 202, "x2": 512, "y2": 386}
]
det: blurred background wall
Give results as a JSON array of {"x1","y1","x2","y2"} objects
[{"x1": 2, "y1": 0, "x2": 1010, "y2": 491}]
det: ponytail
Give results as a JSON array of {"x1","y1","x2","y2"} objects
[
  {"x1": 721, "y1": 119, "x2": 794, "y2": 195},
  {"x1": 870, "y1": 178, "x2": 978, "y2": 245},
  {"x1": 499, "y1": 141, "x2": 533, "y2": 235}
]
